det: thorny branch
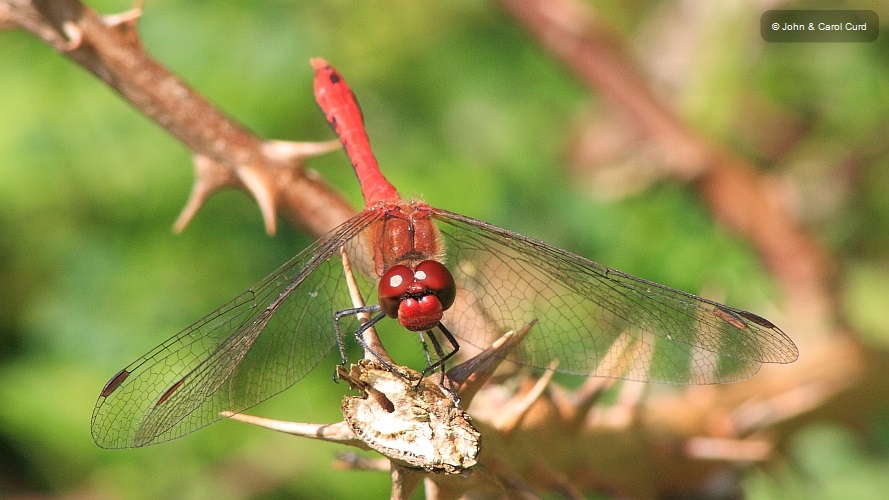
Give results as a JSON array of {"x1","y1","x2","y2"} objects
[
  {"x1": 1, "y1": 0, "x2": 871, "y2": 497},
  {"x1": 1, "y1": 0, "x2": 349, "y2": 237}
]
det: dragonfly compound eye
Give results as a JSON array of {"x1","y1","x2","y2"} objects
[
  {"x1": 378, "y1": 265, "x2": 414, "y2": 318},
  {"x1": 414, "y1": 260, "x2": 456, "y2": 311}
]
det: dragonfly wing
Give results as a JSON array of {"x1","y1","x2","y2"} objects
[
  {"x1": 432, "y1": 209, "x2": 798, "y2": 385},
  {"x1": 91, "y1": 211, "x2": 381, "y2": 448}
]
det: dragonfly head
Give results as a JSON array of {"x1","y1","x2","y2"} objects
[{"x1": 378, "y1": 260, "x2": 456, "y2": 332}]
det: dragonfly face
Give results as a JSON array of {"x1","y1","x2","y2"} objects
[{"x1": 379, "y1": 259, "x2": 457, "y2": 332}]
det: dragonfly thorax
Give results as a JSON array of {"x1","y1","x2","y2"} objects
[{"x1": 364, "y1": 201, "x2": 444, "y2": 277}]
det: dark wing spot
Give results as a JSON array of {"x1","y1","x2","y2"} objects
[
  {"x1": 156, "y1": 379, "x2": 184, "y2": 406},
  {"x1": 735, "y1": 310, "x2": 777, "y2": 329},
  {"x1": 99, "y1": 369, "x2": 130, "y2": 398}
]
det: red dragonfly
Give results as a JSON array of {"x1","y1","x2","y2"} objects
[{"x1": 91, "y1": 59, "x2": 798, "y2": 449}]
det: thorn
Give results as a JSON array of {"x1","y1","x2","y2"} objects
[
  {"x1": 494, "y1": 360, "x2": 559, "y2": 435},
  {"x1": 261, "y1": 139, "x2": 341, "y2": 162},
  {"x1": 103, "y1": 4, "x2": 143, "y2": 45},
  {"x1": 589, "y1": 381, "x2": 645, "y2": 430},
  {"x1": 173, "y1": 154, "x2": 237, "y2": 233},
  {"x1": 591, "y1": 327, "x2": 639, "y2": 380},
  {"x1": 236, "y1": 165, "x2": 278, "y2": 235},
  {"x1": 684, "y1": 436, "x2": 773, "y2": 462},
  {"x1": 731, "y1": 379, "x2": 848, "y2": 434},
  {"x1": 222, "y1": 411, "x2": 363, "y2": 445},
  {"x1": 172, "y1": 192, "x2": 204, "y2": 234},
  {"x1": 567, "y1": 376, "x2": 617, "y2": 428},
  {"x1": 61, "y1": 21, "x2": 82, "y2": 50},
  {"x1": 102, "y1": 3, "x2": 143, "y2": 28},
  {"x1": 447, "y1": 321, "x2": 536, "y2": 406},
  {"x1": 615, "y1": 379, "x2": 646, "y2": 411},
  {"x1": 565, "y1": 328, "x2": 644, "y2": 426}
]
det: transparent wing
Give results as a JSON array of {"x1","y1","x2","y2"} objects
[
  {"x1": 432, "y1": 209, "x2": 798, "y2": 384},
  {"x1": 91, "y1": 210, "x2": 381, "y2": 448}
]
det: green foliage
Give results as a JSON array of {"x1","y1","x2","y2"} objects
[{"x1": 0, "y1": 0, "x2": 887, "y2": 498}]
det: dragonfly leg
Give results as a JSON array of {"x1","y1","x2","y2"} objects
[
  {"x1": 418, "y1": 323, "x2": 460, "y2": 378},
  {"x1": 417, "y1": 332, "x2": 434, "y2": 367},
  {"x1": 347, "y1": 311, "x2": 413, "y2": 378},
  {"x1": 334, "y1": 306, "x2": 381, "y2": 363},
  {"x1": 415, "y1": 324, "x2": 460, "y2": 399},
  {"x1": 416, "y1": 332, "x2": 451, "y2": 390}
]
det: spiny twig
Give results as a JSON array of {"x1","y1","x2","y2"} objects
[{"x1": 1, "y1": 0, "x2": 350, "y2": 236}]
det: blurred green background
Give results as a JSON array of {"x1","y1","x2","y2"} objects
[{"x1": 1, "y1": 0, "x2": 888, "y2": 498}]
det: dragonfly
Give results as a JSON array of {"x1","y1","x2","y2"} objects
[{"x1": 91, "y1": 59, "x2": 798, "y2": 449}]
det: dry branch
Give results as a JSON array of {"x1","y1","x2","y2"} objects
[{"x1": 1, "y1": 0, "x2": 352, "y2": 237}]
